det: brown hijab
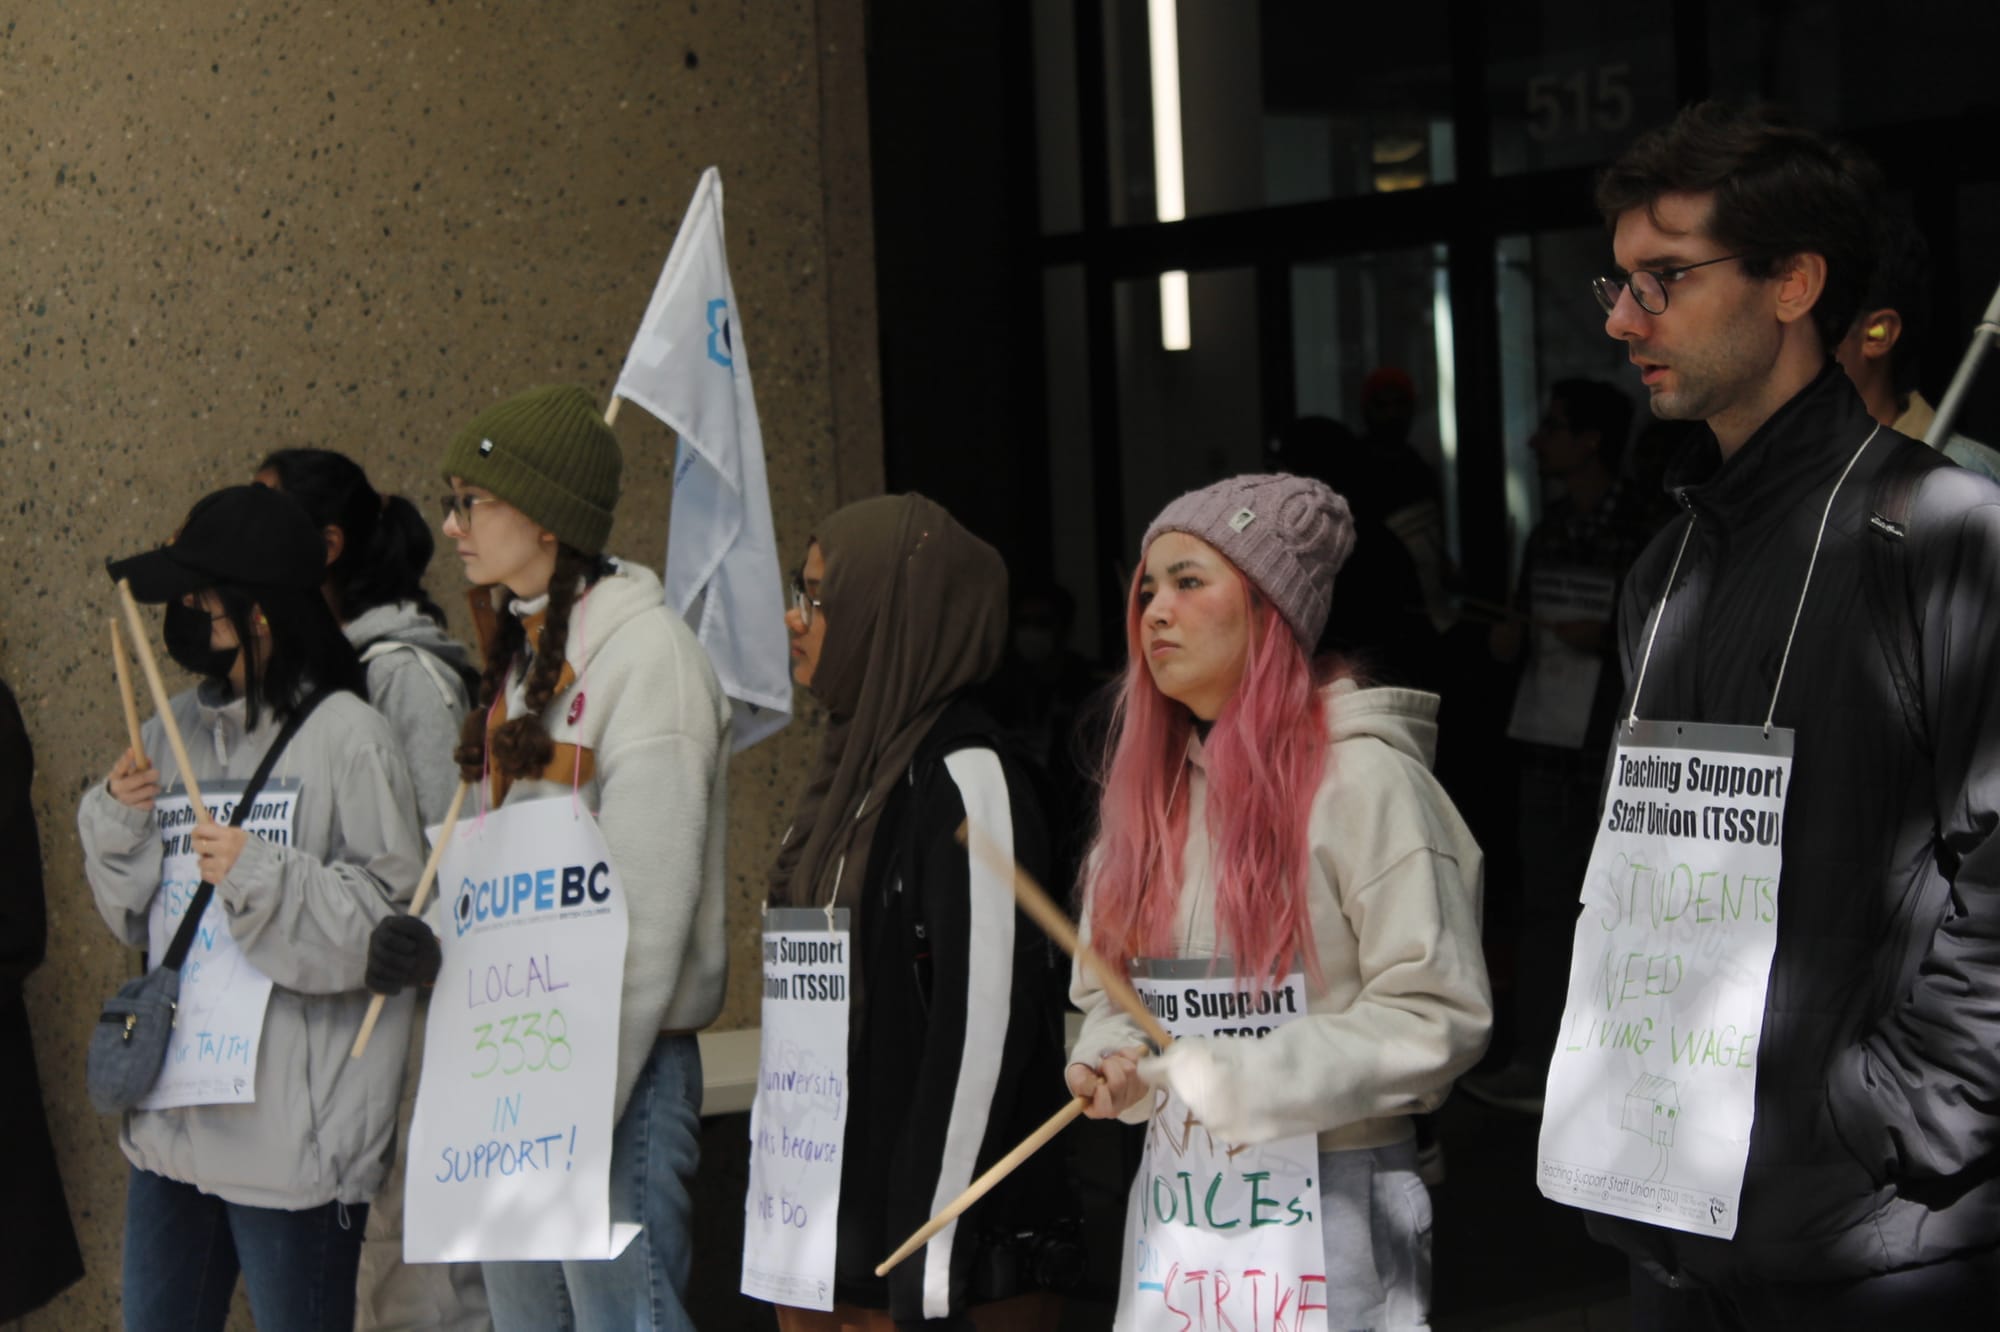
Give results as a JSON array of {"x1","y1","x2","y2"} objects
[{"x1": 768, "y1": 494, "x2": 1008, "y2": 915}]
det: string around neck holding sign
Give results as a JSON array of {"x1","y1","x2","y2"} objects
[
  {"x1": 568, "y1": 585, "x2": 592, "y2": 821},
  {"x1": 1626, "y1": 423, "x2": 1883, "y2": 739}
]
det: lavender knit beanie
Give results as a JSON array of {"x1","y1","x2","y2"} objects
[{"x1": 1140, "y1": 473, "x2": 1356, "y2": 650}]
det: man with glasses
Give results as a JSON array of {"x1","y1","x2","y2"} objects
[{"x1": 1563, "y1": 102, "x2": 2000, "y2": 1326}]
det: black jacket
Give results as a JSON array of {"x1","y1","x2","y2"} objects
[
  {"x1": 0, "y1": 681, "x2": 84, "y2": 1319},
  {"x1": 1588, "y1": 364, "x2": 2000, "y2": 1286},
  {"x1": 832, "y1": 697, "x2": 1073, "y2": 1324}
]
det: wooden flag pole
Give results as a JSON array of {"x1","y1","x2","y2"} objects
[
  {"x1": 115, "y1": 581, "x2": 210, "y2": 822},
  {"x1": 874, "y1": 821, "x2": 1171, "y2": 1277},
  {"x1": 350, "y1": 779, "x2": 471, "y2": 1059},
  {"x1": 109, "y1": 616, "x2": 150, "y2": 770},
  {"x1": 603, "y1": 395, "x2": 623, "y2": 428}
]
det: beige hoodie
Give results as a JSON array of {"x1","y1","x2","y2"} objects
[{"x1": 1070, "y1": 679, "x2": 1492, "y2": 1151}]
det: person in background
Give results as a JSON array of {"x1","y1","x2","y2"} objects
[
  {"x1": 1357, "y1": 367, "x2": 1457, "y2": 636},
  {"x1": 982, "y1": 577, "x2": 1104, "y2": 899},
  {"x1": 1466, "y1": 379, "x2": 1663, "y2": 1113},
  {"x1": 256, "y1": 448, "x2": 477, "y2": 827},
  {"x1": 253, "y1": 448, "x2": 487, "y2": 1331},
  {"x1": 0, "y1": 673, "x2": 85, "y2": 1322},
  {"x1": 366, "y1": 385, "x2": 730, "y2": 1332},
  {"x1": 1832, "y1": 207, "x2": 2000, "y2": 480},
  {"x1": 1068, "y1": 473, "x2": 1491, "y2": 1331},
  {"x1": 765, "y1": 494, "x2": 1075, "y2": 1330},
  {"x1": 1265, "y1": 414, "x2": 1441, "y2": 689},
  {"x1": 81, "y1": 485, "x2": 426, "y2": 1332}
]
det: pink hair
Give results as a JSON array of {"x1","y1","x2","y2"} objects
[{"x1": 1085, "y1": 562, "x2": 1331, "y2": 992}]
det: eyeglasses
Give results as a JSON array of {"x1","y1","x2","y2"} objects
[
  {"x1": 438, "y1": 493, "x2": 497, "y2": 526},
  {"x1": 1591, "y1": 255, "x2": 1745, "y2": 316},
  {"x1": 790, "y1": 568, "x2": 823, "y2": 629}
]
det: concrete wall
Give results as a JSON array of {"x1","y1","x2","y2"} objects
[{"x1": 1, "y1": 1, "x2": 880, "y2": 1323}]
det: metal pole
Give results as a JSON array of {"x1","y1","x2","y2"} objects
[{"x1": 1928, "y1": 276, "x2": 2000, "y2": 448}]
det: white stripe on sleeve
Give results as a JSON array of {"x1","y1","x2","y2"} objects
[{"x1": 921, "y1": 748, "x2": 1016, "y2": 1319}]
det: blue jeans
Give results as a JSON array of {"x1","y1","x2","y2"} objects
[
  {"x1": 483, "y1": 1034, "x2": 702, "y2": 1331},
  {"x1": 1319, "y1": 1141, "x2": 1433, "y2": 1331},
  {"x1": 122, "y1": 1165, "x2": 368, "y2": 1332}
]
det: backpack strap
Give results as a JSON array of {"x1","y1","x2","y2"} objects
[
  {"x1": 159, "y1": 688, "x2": 335, "y2": 972},
  {"x1": 1864, "y1": 441, "x2": 1954, "y2": 754},
  {"x1": 359, "y1": 638, "x2": 476, "y2": 707}
]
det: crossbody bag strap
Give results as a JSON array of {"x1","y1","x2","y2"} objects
[{"x1": 159, "y1": 688, "x2": 336, "y2": 972}]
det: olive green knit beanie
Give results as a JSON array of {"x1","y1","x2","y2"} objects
[{"x1": 442, "y1": 384, "x2": 622, "y2": 554}]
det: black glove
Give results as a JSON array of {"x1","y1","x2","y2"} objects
[{"x1": 366, "y1": 915, "x2": 442, "y2": 995}]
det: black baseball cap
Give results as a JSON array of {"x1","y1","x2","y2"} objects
[{"x1": 107, "y1": 485, "x2": 327, "y2": 602}]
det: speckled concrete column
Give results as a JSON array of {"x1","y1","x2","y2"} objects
[{"x1": 1, "y1": 2, "x2": 880, "y2": 1324}]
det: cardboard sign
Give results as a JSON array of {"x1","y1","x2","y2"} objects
[
  {"x1": 1507, "y1": 567, "x2": 1617, "y2": 749},
  {"x1": 1538, "y1": 720, "x2": 1791, "y2": 1239},
  {"x1": 741, "y1": 907, "x2": 852, "y2": 1311},
  {"x1": 141, "y1": 780, "x2": 298, "y2": 1109},
  {"x1": 404, "y1": 798, "x2": 636, "y2": 1262},
  {"x1": 1119, "y1": 961, "x2": 1327, "y2": 1332}
]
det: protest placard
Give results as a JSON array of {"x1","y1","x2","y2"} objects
[
  {"x1": 1120, "y1": 962, "x2": 1326, "y2": 1332},
  {"x1": 140, "y1": 780, "x2": 298, "y2": 1110},
  {"x1": 403, "y1": 798, "x2": 635, "y2": 1262},
  {"x1": 741, "y1": 907, "x2": 851, "y2": 1311},
  {"x1": 1507, "y1": 566, "x2": 1617, "y2": 749},
  {"x1": 1538, "y1": 719, "x2": 1791, "y2": 1239}
]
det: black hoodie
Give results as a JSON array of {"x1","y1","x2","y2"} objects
[{"x1": 831, "y1": 695, "x2": 1075, "y2": 1324}]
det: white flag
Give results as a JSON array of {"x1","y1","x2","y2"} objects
[{"x1": 613, "y1": 167, "x2": 791, "y2": 751}]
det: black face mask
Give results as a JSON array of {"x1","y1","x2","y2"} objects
[{"x1": 163, "y1": 600, "x2": 240, "y2": 679}]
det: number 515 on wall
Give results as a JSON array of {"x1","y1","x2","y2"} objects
[{"x1": 1527, "y1": 62, "x2": 1634, "y2": 141}]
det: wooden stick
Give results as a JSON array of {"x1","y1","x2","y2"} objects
[
  {"x1": 351, "y1": 779, "x2": 471, "y2": 1059},
  {"x1": 875, "y1": 1096, "x2": 1087, "y2": 1277},
  {"x1": 109, "y1": 616, "x2": 150, "y2": 770},
  {"x1": 116, "y1": 580, "x2": 210, "y2": 822},
  {"x1": 957, "y1": 819, "x2": 1172, "y2": 1051},
  {"x1": 603, "y1": 395, "x2": 623, "y2": 427},
  {"x1": 874, "y1": 820, "x2": 1171, "y2": 1277}
]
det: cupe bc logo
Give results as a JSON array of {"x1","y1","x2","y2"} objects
[{"x1": 454, "y1": 861, "x2": 613, "y2": 935}]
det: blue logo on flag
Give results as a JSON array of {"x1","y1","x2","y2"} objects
[{"x1": 706, "y1": 298, "x2": 733, "y2": 369}]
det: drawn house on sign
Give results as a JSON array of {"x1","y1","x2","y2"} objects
[{"x1": 1623, "y1": 1073, "x2": 1680, "y2": 1146}]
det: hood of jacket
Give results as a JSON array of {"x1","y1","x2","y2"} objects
[
  {"x1": 509, "y1": 558, "x2": 667, "y2": 677},
  {"x1": 344, "y1": 601, "x2": 476, "y2": 673},
  {"x1": 1323, "y1": 677, "x2": 1439, "y2": 768}
]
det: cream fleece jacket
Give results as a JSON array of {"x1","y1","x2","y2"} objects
[
  {"x1": 1070, "y1": 679, "x2": 1492, "y2": 1150},
  {"x1": 489, "y1": 560, "x2": 730, "y2": 1118}
]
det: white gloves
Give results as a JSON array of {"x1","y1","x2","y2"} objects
[{"x1": 1139, "y1": 1036, "x2": 1279, "y2": 1146}]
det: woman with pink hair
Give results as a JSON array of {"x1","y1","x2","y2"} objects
[{"x1": 1067, "y1": 474, "x2": 1492, "y2": 1329}]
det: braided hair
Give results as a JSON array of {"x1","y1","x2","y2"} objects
[{"x1": 454, "y1": 544, "x2": 609, "y2": 782}]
